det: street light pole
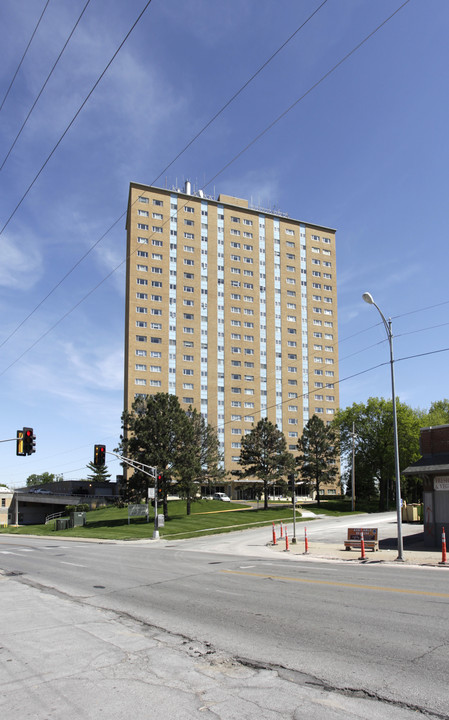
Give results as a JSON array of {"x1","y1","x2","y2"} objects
[
  {"x1": 362, "y1": 292, "x2": 404, "y2": 561},
  {"x1": 351, "y1": 421, "x2": 356, "y2": 512}
]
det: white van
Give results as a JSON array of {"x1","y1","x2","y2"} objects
[{"x1": 213, "y1": 492, "x2": 231, "y2": 502}]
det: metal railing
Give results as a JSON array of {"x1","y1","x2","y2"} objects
[{"x1": 45, "y1": 511, "x2": 65, "y2": 524}]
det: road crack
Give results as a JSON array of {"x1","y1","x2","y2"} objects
[
  {"x1": 234, "y1": 656, "x2": 449, "y2": 720},
  {"x1": 6, "y1": 573, "x2": 448, "y2": 719}
]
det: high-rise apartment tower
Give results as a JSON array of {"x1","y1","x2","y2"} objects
[{"x1": 125, "y1": 182, "x2": 339, "y2": 495}]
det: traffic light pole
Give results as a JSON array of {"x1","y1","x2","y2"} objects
[
  {"x1": 292, "y1": 484, "x2": 297, "y2": 544},
  {"x1": 103, "y1": 450, "x2": 159, "y2": 538},
  {"x1": 153, "y1": 472, "x2": 159, "y2": 540}
]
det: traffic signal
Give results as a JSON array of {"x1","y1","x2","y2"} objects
[
  {"x1": 94, "y1": 444, "x2": 106, "y2": 466},
  {"x1": 23, "y1": 427, "x2": 36, "y2": 456},
  {"x1": 288, "y1": 473, "x2": 295, "y2": 493}
]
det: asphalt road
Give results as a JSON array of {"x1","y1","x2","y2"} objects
[{"x1": 1, "y1": 517, "x2": 448, "y2": 719}]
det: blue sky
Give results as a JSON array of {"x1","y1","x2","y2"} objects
[{"x1": 1, "y1": 0, "x2": 448, "y2": 488}]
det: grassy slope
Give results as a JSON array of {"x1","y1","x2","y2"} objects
[{"x1": 0, "y1": 498, "x2": 370, "y2": 541}]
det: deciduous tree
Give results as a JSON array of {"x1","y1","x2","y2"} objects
[
  {"x1": 333, "y1": 397, "x2": 421, "y2": 510},
  {"x1": 26, "y1": 472, "x2": 56, "y2": 486}
]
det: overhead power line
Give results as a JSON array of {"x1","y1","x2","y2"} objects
[
  {"x1": 0, "y1": 0, "x2": 51, "y2": 115},
  {"x1": 0, "y1": 0, "x2": 330, "y2": 349},
  {"x1": 150, "y1": 0, "x2": 329, "y2": 186},
  {"x1": 0, "y1": 0, "x2": 412, "y2": 372},
  {"x1": 0, "y1": 0, "x2": 92, "y2": 172},
  {"x1": 339, "y1": 317, "x2": 449, "y2": 363},
  {"x1": 201, "y1": 0, "x2": 412, "y2": 192},
  {"x1": 392, "y1": 299, "x2": 449, "y2": 320},
  {"x1": 214, "y1": 345, "x2": 449, "y2": 431},
  {"x1": 0, "y1": 0, "x2": 154, "y2": 237},
  {"x1": 14, "y1": 345, "x2": 449, "y2": 479}
]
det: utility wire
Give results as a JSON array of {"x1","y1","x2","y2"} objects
[
  {"x1": 339, "y1": 319, "x2": 449, "y2": 363},
  {"x1": 0, "y1": 0, "x2": 51, "y2": 115},
  {"x1": 0, "y1": 0, "x2": 412, "y2": 370},
  {"x1": 0, "y1": 0, "x2": 329, "y2": 349},
  {"x1": 339, "y1": 300, "x2": 449, "y2": 346},
  {"x1": 0, "y1": 0, "x2": 92, "y2": 172},
  {"x1": 149, "y1": 0, "x2": 329, "y2": 186},
  {"x1": 0, "y1": 0, "x2": 154, "y2": 237},
  {"x1": 202, "y1": 0, "x2": 411, "y2": 192},
  {"x1": 13, "y1": 346, "x2": 449, "y2": 479},
  {"x1": 0, "y1": 257, "x2": 123, "y2": 377},
  {"x1": 395, "y1": 320, "x2": 449, "y2": 338},
  {"x1": 392, "y1": 299, "x2": 449, "y2": 320},
  {"x1": 214, "y1": 345, "x2": 449, "y2": 431}
]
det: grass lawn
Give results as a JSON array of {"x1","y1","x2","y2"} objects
[
  {"x1": 1, "y1": 500, "x2": 310, "y2": 541},
  {"x1": 306, "y1": 499, "x2": 381, "y2": 516}
]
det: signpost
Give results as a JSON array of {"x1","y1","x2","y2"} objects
[{"x1": 127, "y1": 504, "x2": 149, "y2": 524}]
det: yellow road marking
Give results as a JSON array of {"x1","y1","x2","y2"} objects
[{"x1": 222, "y1": 569, "x2": 449, "y2": 597}]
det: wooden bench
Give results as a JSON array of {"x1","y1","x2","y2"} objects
[{"x1": 344, "y1": 527, "x2": 379, "y2": 552}]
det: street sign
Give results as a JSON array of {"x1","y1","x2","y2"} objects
[{"x1": 148, "y1": 487, "x2": 155, "y2": 499}]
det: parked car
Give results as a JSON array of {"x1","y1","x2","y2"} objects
[{"x1": 213, "y1": 492, "x2": 231, "y2": 502}]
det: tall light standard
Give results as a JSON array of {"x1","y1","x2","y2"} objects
[{"x1": 362, "y1": 292, "x2": 404, "y2": 561}]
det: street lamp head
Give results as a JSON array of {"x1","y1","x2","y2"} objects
[{"x1": 362, "y1": 292, "x2": 374, "y2": 305}]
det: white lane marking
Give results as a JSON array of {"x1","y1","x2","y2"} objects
[
  {"x1": 240, "y1": 565, "x2": 255, "y2": 569},
  {"x1": 18, "y1": 548, "x2": 34, "y2": 552},
  {"x1": 60, "y1": 561, "x2": 86, "y2": 568},
  {"x1": 0, "y1": 551, "x2": 22, "y2": 555}
]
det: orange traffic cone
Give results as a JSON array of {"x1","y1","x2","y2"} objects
[
  {"x1": 441, "y1": 527, "x2": 447, "y2": 565},
  {"x1": 304, "y1": 526, "x2": 309, "y2": 555},
  {"x1": 360, "y1": 530, "x2": 366, "y2": 560},
  {"x1": 272, "y1": 522, "x2": 277, "y2": 545}
]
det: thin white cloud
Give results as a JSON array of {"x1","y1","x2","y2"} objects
[
  {"x1": 224, "y1": 168, "x2": 281, "y2": 211},
  {"x1": 60, "y1": 340, "x2": 124, "y2": 392},
  {"x1": 0, "y1": 231, "x2": 43, "y2": 289}
]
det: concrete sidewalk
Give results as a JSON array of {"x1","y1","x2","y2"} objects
[
  {"x1": 1, "y1": 573, "x2": 421, "y2": 720},
  {"x1": 269, "y1": 532, "x2": 448, "y2": 567}
]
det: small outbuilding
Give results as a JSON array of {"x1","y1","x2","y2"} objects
[
  {"x1": 403, "y1": 424, "x2": 449, "y2": 547},
  {"x1": 0, "y1": 486, "x2": 14, "y2": 526}
]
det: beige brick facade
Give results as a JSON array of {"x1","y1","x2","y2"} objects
[{"x1": 125, "y1": 182, "x2": 339, "y2": 495}]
